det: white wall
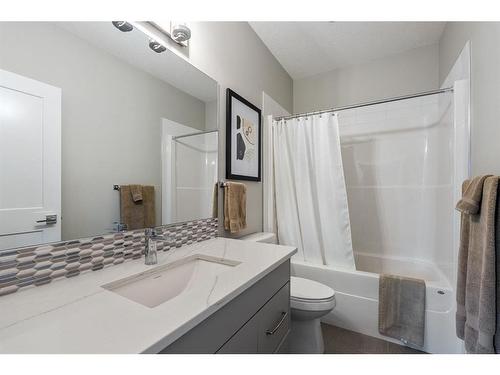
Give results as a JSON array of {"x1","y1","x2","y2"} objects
[
  {"x1": 293, "y1": 44, "x2": 440, "y2": 114},
  {"x1": 439, "y1": 22, "x2": 500, "y2": 176},
  {"x1": 0, "y1": 22, "x2": 207, "y2": 240},
  {"x1": 185, "y1": 22, "x2": 294, "y2": 237}
]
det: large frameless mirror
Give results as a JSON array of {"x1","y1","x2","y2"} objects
[{"x1": 0, "y1": 21, "x2": 219, "y2": 252}]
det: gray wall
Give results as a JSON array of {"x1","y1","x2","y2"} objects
[
  {"x1": 185, "y1": 22, "x2": 294, "y2": 237},
  {"x1": 439, "y1": 22, "x2": 500, "y2": 176},
  {"x1": 0, "y1": 22, "x2": 207, "y2": 240},
  {"x1": 293, "y1": 44, "x2": 440, "y2": 113}
]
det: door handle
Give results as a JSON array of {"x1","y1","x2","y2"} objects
[{"x1": 36, "y1": 214, "x2": 57, "y2": 225}]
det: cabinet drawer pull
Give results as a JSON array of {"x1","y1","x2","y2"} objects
[{"x1": 265, "y1": 312, "x2": 288, "y2": 336}]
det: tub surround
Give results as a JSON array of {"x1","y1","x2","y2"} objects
[{"x1": 0, "y1": 238, "x2": 296, "y2": 353}]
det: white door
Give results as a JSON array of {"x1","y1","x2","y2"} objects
[{"x1": 0, "y1": 69, "x2": 61, "y2": 250}]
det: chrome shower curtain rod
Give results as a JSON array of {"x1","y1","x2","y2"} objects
[
  {"x1": 274, "y1": 87, "x2": 454, "y2": 122},
  {"x1": 172, "y1": 129, "x2": 218, "y2": 141}
]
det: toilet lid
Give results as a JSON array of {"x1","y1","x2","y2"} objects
[{"x1": 290, "y1": 276, "x2": 335, "y2": 302}]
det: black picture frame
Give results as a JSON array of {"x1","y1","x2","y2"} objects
[{"x1": 225, "y1": 88, "x2": 262, "y2": 182}]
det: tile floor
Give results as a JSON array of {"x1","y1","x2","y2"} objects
[{"x1": 321, "y1": 323, "x2": 425, "y2": 354}]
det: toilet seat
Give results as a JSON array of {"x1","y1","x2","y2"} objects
[{"x1": 290, "y1": 276, "x2": 336, "y2": 311}]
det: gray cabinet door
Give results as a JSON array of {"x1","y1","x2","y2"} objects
[
  {"x1": 216, "y1": 315, "x2": 259, "y2": 353},
  {"x1": 257, "y1": 282, "x2": 290, "y2": 353},
  {"x1": 217, "y1": 282, "x2": 290, "y2": 354}
]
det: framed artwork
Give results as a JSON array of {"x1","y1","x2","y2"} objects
[{"x1": 225, "y1": 88, "x2": 261, "y2": 181}]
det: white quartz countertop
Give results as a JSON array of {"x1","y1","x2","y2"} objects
[{"x1": 0, "y1": 238, "x2": 296, "y2": 353}]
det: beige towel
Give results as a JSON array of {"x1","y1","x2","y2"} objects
[
  {"x1": 378, "y1": 274, "x2": 426, "y2": 348},
  {"x1": 130, "y1": 184, "x2": 143, "y2": 202},
  {"x1": 223, "y1": 182, "x2": 247, "y2": 233},
  {"x1": 212, "y1": 182, "x2": 218, "y2": 219},
  {"x1": 455, "y1": 176, "x2": 498, "y2": 353},
  {"x1": 142, "y1": 185, "x2": 156, "y2": 229},
  {"x1": 120, "y1": 185, "x2": 156, "y2": 230}
]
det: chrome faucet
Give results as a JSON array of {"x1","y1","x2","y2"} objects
[{"x1": 144, "y1": 228, "x2": 173, "y2": 265}]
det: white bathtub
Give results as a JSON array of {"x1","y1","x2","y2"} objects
[{"x1": 291, "y1": 252, "x2": 464, "y2": 354}]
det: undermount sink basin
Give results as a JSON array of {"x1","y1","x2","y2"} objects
[{"x1": 102, "y1": 254, "x2": 240, "y2": 308}]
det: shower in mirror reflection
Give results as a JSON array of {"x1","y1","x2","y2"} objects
[{"x1": 161, "y1": 118, "x2": 218, "y2": 226}]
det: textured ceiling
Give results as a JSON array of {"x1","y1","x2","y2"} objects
[{"x1": 249, "y1": 22, "x2": 446, "y2": 80}]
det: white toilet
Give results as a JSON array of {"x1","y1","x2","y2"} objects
[{"x1": 240, "y1": 232, "x2": 336, "y2": 354}]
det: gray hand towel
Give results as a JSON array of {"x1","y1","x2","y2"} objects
[
  {"x1": 379, "y1": 274, "x2": 426, "y2": 349},
  {"x1": 495, "y1": 181, "x2": 500, "y2": 353},
  {"x1": 455, "y1": 176, "x2": 498, "y2": 353},
  {"x1": 456, "y1": 175, "x2": 492, "y2": 214}
]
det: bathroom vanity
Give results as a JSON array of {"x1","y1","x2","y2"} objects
[
  {"x1": 163, "y1": 260, "x2": 290, "y2": 353},
  {"x1": 0, "y1": 238, "x2": 296, "y2": 353}
]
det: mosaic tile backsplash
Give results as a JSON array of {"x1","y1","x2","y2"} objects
[{"x1": 0, "y1": 218, "x2": 218, "y2": 297}]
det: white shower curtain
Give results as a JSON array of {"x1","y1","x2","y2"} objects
[{"x1": 273, "y1": 113, "x2": 355, "y2": 269}]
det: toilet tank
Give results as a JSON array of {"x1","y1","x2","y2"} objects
[{"x1": 240, "y1": 232, "x2": 277, "y2": 244}]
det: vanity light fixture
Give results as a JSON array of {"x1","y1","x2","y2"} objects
[
  {"x1": 111, "y1": 21, "x2": 191, "y2": 54},
  {"x1": 112, "y1": 21, "x2": 134, "y2": 32},
  {"x1": 133, "y1": 21, "x2": 191, "y2": 47}
]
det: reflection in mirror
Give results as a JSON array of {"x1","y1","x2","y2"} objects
[
  {"x1": 162, "y1": 125, "x2": 218, "y2": 224},
  {"x1": 0, "y1": 22, "x2": 218, "y2": 252}
]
